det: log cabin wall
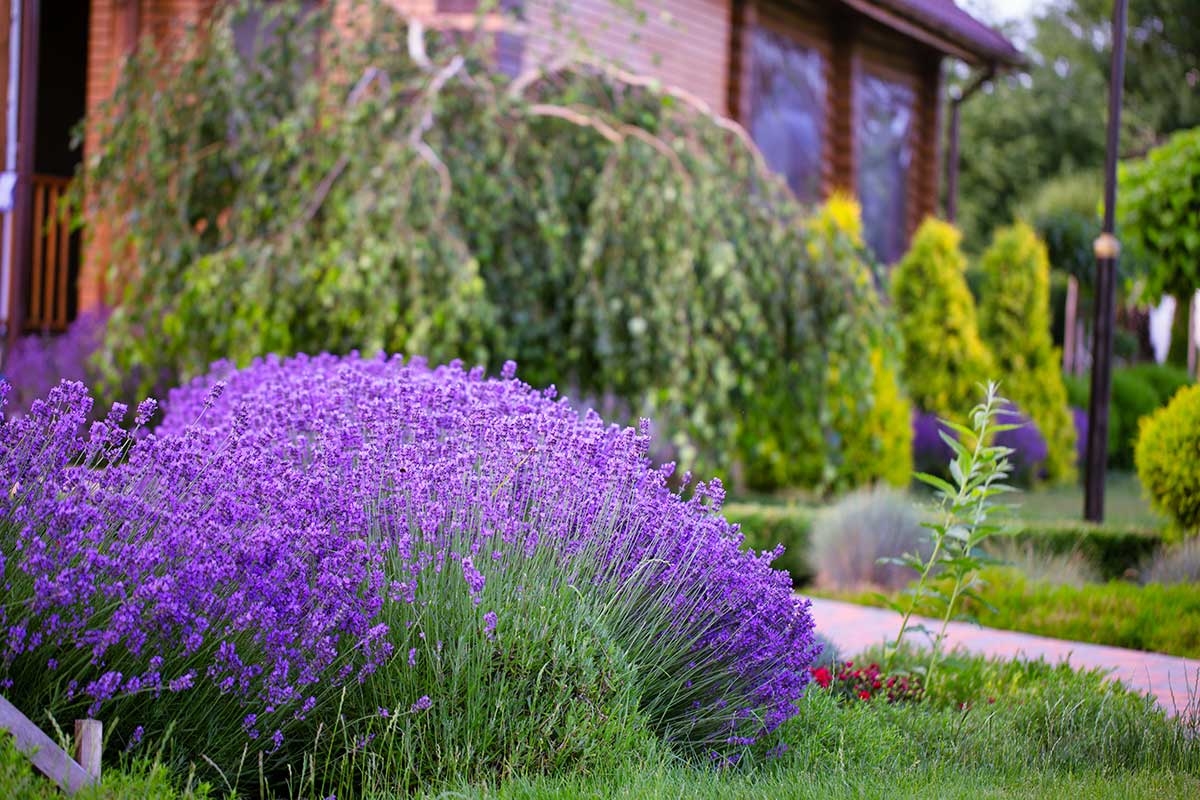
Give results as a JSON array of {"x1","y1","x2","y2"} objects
[
  {"x1": 79, "y1": 0, "x2": 216, "y2": 313},
  {"x1": 729, "y1": 0, "x2": 942, "y2": 261},
  {"x1": 521, "y1": 0, "x2": 732, "y2": 114}
]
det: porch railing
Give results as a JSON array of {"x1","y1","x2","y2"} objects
[{"x1": 25, "y1": 173, "x2": 75, "y2": 332}]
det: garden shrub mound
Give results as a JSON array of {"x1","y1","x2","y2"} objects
[
  {"x1": 0, "y1": 355, "x2": 818, "y2": 793},
  {"x1": 733, "y1": 501, "x2": 1163, "y2": 586},
  {"x1": 77, "y1": 0, "x2": 908, "y2": 493},
  {"x1": 1136, "y1": 383, "x2": 1200, "y2": 537},
  {"x1": 809, "y1": 488, "x2": 928, "y2": 592},
  {"x1": 1065, "y1": 365, "x2": 1193, "y2": 469}
]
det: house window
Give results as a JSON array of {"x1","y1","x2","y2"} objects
[
  {"x1": 748, "y1": 27, "x2": 825, "y2": 203},
  {"x1": 856, "y1": 71, "x2": 915, "y2": 263}
]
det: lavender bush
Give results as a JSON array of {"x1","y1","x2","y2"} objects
[{"x1": 0, "y1": 354, "x2": 817, "y2": 790}]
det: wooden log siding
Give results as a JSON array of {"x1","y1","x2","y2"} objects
[{"x1": 524, "y1": 0, "x2": 732, "y2": 114}]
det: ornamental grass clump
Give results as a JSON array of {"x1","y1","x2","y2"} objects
[
  {"x1": 0, "y1": 354, "x2": 818, "y2": 792},
  {"x1": 809, "y1": 487, "x2": 928, "y2": 592}
]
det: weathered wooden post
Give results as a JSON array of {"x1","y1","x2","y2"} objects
[
  {"x1": 1063, "y1": 275, "x2": 1079, "y2": 374},
  {"x1": 74, "y1": 719, "x2": 103, "y2": 782},
  {"x1": 1188, "y1": 292, "x2": 1198, "y2": 379}
]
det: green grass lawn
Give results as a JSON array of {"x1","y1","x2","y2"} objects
[
  {"x1": 1012, "y1": 471, "x2": 1163, "y2": 529},
  {"x1": 432, "y1": 765, "x2": 1199, "y2": 799},
  {"x1": 7, "y1": 650, "x2": 1197, "y2": 799}
]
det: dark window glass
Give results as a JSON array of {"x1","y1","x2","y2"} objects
[
  {"x1": 856, "y1": 72, "x2": 915, "y2": 263},
  {"x1": 748, "y1": 28, "x2": 825, "y2": 202}
]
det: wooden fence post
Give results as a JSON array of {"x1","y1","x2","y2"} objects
[
  {"x1": 1188, "y1": 291, "x2": 1198, "y2": 380},
  {"x1": 74, "y1": 719, "x2": 103, "y2": 781},
  {"x1": 0, "y1": 695, "x2": 97, "y2": 794}
]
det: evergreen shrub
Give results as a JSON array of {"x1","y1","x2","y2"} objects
[
  {"x1": 891, "y1": 219, "x2": 995, "y2": 421},
  {"x1": 978, "y1": 223, "x2": 1076, "y2": 482},
  {"x1": 1136, "y1": 384, "x2": 1200, "y2": 537}
]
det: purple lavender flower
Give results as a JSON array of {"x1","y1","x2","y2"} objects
[
  {"x1": 124, "y1": 725, "x2": 144, "y2": 753},
  {"x1": 135, "y1": 398, "x2": 159, "y2": 427},
  {"x1": 410, "y1": 695, "x2": 432, "y2": 713},
  {"x1": 483, "y1": 611, "x2": 498, "y2": 640},
  {"x1": 461, "y1": 557, "x2": 485, "y2": 597}
]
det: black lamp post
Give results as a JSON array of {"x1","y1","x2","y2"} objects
[{"x1": 1084, "y1": 0, "x2": 1129, "y2": 522}]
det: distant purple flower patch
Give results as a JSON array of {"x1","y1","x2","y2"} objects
[
  {"x1": 912, "y1": 410, "x2": 956, "y2": 476},
  {"x1": 994, "y1": 403, "x2": 1048, "y2": 484}
]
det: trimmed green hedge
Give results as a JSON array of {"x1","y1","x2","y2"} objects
[
  {"x1": 729, "y1": 502, "x2": 1162, "y2": 585},
  {"x1": 1006, "y1": 520, "x2": 1165, "y2": 581},
  {"x1": 1065, "y1": 365, "x2": 1194, "y2": 469}
]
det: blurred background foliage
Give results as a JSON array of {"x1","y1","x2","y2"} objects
[{"x1": 73, "y1": 0, "x2": 908, "y2": 493}]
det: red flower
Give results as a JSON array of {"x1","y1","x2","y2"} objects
[
  {"x1": 858, "y1": 690, "x2": 871, "y2": 701},
  {"x1": 812, "y1": 667, "x2": 833, "y2": 688}
]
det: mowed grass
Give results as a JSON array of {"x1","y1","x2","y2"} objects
[
  {"x1": 1007, "y1": 471, "x2": 1163, "y2": 529},
  {"x1": 424, "y1": 667, "x2": 1200, "y2": 798},
  {"x1": 5, "y1": 650, "x2": 1199, "y2": 799},
  {"x1": 430, "y1": 766, "x2": 1198, "y2": 799}
]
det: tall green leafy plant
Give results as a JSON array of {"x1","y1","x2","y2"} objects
[
  {"x1": 978, "y1": 222, "x2": 1076, "y2": 483},
  {"x1": 75, "y1": 0, "x2": 899, "y2": 490},
  {"x1": 883, "y1": 382, "x2": 1016, "y2": 686}
]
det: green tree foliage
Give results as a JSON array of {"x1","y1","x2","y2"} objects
[
  {"x1": 77, "y1": 0, "x2": 903, "y2": 491},
  {"x1": 892, "y1": 219, "x2": 996, "y2": 420},
  {"x1": 1120, "y1": 126, "x2": 1200, "y2": 301},
  {"x1": 978, "y1": 222, "x2": 1077, "y2": 483},
  {"x1": 956, "y1": 0, "x2": 1200, "y2": 251},
  {"x1": 1136, "y1": 383, "x2": 1200, "y2": 537},
  {"x1": 1019, "y1": 170, "x2": 1103, "y2": 282}
]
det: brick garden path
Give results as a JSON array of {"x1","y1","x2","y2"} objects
[{"x1": 805, "y1": 595, "x2": 1200, "y2": 718}]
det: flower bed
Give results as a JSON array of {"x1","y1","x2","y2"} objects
[{"x1": 0, "y1": 354, "x2": 817, "y2": 791}]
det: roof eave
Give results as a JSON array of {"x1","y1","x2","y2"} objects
[{"x1": 837, "y1": 0, "x2": 1025, "y2": 69}]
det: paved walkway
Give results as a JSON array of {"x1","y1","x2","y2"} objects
[{"x1": 805, "y1": 595, "x2": 1200, "y2": 718}]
